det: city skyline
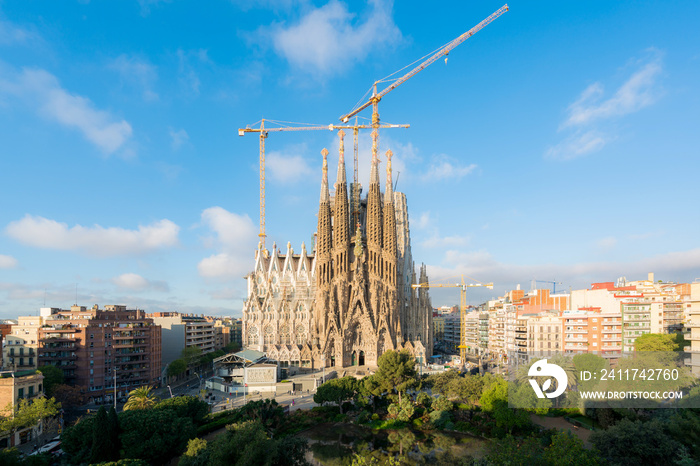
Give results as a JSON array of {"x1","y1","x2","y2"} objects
[{"x1": 1, "y1": 1, "x2": 699, "y2": 319}]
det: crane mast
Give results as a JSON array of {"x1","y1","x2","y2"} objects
[{"x1": 413, "y1": 275, "x2": 493, "y2": 367}]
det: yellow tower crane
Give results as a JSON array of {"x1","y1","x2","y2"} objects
[
  {"x1": 413, "y1": 275, "x2": 493, "y2": 367},
  {"x1": 238, "y1": 118, "x2": 408, "y2": 248},
  {"x1": 339, "y1": 4, "x2": 508, "y2": 127}
]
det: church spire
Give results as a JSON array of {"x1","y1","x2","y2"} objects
[
  {"x1": 370, "y1": 129, "x2": 380, "y2": 186},
  {"x1": 320, "y1": 147, "x2": 329, "y2": 203},
  {"x1": 383, "y1": 149, "x2": 397, "y2": 287},
  {"x1": 317, "y1": 148, "x2": 332, "y2": 286},
  {"x1": 333, "y1": 130, "x2": 350, "y2": 278}
]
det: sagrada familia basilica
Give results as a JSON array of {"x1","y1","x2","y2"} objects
[{"x1": 242, "y1": 130, "x2": 433, "y2": 370}]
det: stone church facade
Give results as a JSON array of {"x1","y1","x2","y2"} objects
[{"x1": 242, "y1": 130, "x2": 433, "y2": 370}]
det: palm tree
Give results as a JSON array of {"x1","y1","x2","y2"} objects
[{"x1": 123, "y1": 386, "x2": 158, "y2": 411}]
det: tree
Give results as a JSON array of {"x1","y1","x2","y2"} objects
[
  {"x1": 372, "y1": 350, "x2": 417, "y2": 403},
  {"x1": 590, "y1": 418, "x2": 683, "y2": 465},
  {"x1": 479, "y1": 380, "x2": 529, "y2": 434},
  {"x1": 119, "y1": 408, "x2": 196, "y2": 464},
  {"x1": 52, "y1": 384, "x2": 83, "y2": 412},
  {"x1": 313, "y1": 377, "x2": 359, "y2": 414},
  {"x1": 446, "y1": 375, "x2": 484, "y2": 404},
  {"x1": 544, "y1": 431, "x2": 600, "y2": 466},
  {"x1": 0, "y1": 396, "x2": 60, "y2": 442},
  {"x1": 106, "y1": 406, "x2": 121, "y2": 460},
  {"x1": 91, "y1": 407, "x2": 112, "y2": 464},
  {"x1": 182, "y1": 346, "x2": 203, "y2": 368},
  {"x1": 37, "y1": 365, "x2": 64, "y2": 397},
  {"x1": 206, "y1": 420, "x2": 309, "y2": 466},
  {"x1": 167, "y1": 359, "x2": 188, "y2": 378},
  {"x1": 238, "y1": 399, "x2": 285, "y2": 436},
  {"x1": 61, "y1": 415, "x2": 95, "y2": 464},
  {"x1": 155, "y1": 395, "x2": 209, "y2": 425},
  {"x1": 179, "y1": 438, "x2": 209, "y2": 466},
  {"x1": 387, "y1": 399, "x2": 415, "y2": 422},
  {"x1": 123, "y1": 386, "x2": 159, "y2": 411},
  {"x1": 634, "y1": 333, "x2": 684, "y2": 352}
]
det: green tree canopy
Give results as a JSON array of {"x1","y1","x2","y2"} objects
[
  {"x1": 168, "y1": 359, "x2": 188, "y2": 378},
  {"x1": 37, "y1": 365, "x2": 64, "y2": 397},
  {"x1": 182, "y1": 346, "x2": 203, "y2": 367},
  {"x1": 590, "y1": 418, "x2": 685, "y2": 465},
  {"x1": 0, "y1": 396, "x2": 60, "y2": 438},
  {"x1": 119, "y1": 408, "x2": 197, "y2": 464},
  {"x1": 313, "y1": 376, "x2": 359, "y2": 414},
  {"x1": 372, "y1": 350, "x2": 417, "y2": 403},
  {"x1": 634, "y1": 333, "x2": 685, "y2": 352},
  {"x1": 205, "y1": 420, "x2": 309, "y2": 466},
  {"x1": 123, "y1": 386, "x2": 159, "y2": 411},
  {"x1": 155, "y1": 395, "x2": 209, "y2": 425}
]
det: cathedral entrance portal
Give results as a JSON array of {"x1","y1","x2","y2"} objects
[
  {"x1": 351, "y1": 351, "x2": 357, "y2": 366},
  {"x1": 359, "y1": 351, "x2": 365, "y2": 366},
  {"x1": 330, "y1": 355, "x2": 336, "y2": 367}
]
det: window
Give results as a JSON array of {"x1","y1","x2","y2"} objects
[{"x1": 18, "y1": 388, "x2": 24, "y2": 399}]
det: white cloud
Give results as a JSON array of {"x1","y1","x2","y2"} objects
[
  {"x1": 0, "y1": 19, "x2": 39, "y2": 45},
  {"x1": 109, "y1": 54, "x2": 158, "y2": 101},
  {"x1": 416, "y1": 211, "x2": 431, "y2": 230},
  {"x1": 0, "y1": 67, "x2": 132, "y2": 154},
  {"x1": 112, "y1": 273, "x2": 169, "y2": 292},
  {"x1": 0, "y1": 255, "x2": 17, "y2": 269},
  {"x1": 547, "y1": 50, "x2": 663, "y2": 160},
  {"x1": 564, "y1": 51, "x2": 663, "y2": 128},
  {"x1": 266, "y1": 144, "x2": 314, "y2": 183},
  {"x1": 197, "y1": 207, "x2": 258, "y2": 279},
  {"x1": 545, "y1": 130, "x2": 609, "y2": 161},
  {"x1": 5, "y1": 215, "x2": 179, "y2": 257},
  {"x1": 596, "y1": 236, "x2": 617, "y2": 251},
  {"x1": 421, "y1": 155, "x2": 477, "y2": 181},
  {"x1": 169, "y1": 128, "x2": 189, "y2": 150},
  {"x1": 268, "y1": 0, "x2": 402, "y2": 76}
]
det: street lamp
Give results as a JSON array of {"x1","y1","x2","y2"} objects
[{"x1": 167, "y1": 385, "x2": 173, "y2": 398}]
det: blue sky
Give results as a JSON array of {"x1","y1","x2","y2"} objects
[{"x1": 0, "y1": 0, "x2": 698, "y2": 318}]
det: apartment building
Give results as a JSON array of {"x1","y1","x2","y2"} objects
[
  {"x1": 463, "y1": 311, "x2": 480, "y2": 355},
  {"x1": 0, "y1": 370, "x2": 45, "y2": 448},
  {"x1": 2, "y1": 316, "x2": 43, "y2": 371},
  {"x1": 433, "y1": 315, "x2": 446, "y2": 343},
  {"x1": 36, "y1": 305, "x2": 161, "y2": 404},
  {"x1": 478, "y1": 312, "x2": 489, "y2": 351},
  {"x1": 149, "y1": 312, "x2": 216, "y2": 369},
  {"x1": 231, "y1": 319, "x2": 243, "y2": 348},
  {"x1": 527, "y1": 313, "x2": 562, "y2": 357},
  {"x1": 562, "y1": 311, "x2": 622, "y2": 357},
  {"x1": 514, "y1": 314, "x2": 532, "y2": 362},
  {"x1": 487, "y1": 309, "x2": 506, "y2": 360},
  {"x1": 442, "y1": 312, "x2": 461, "y2": 352},
  {"x1": 212, "y1": 319, "x2": 231, "y2": 351}
]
